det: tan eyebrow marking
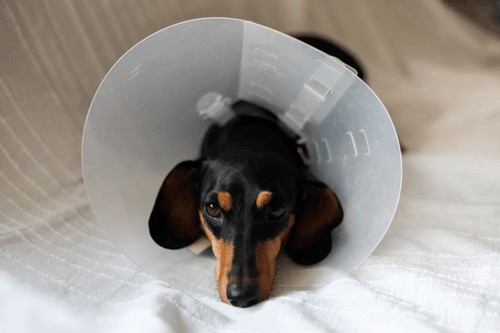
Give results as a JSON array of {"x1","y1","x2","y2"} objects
[
  {"x1": 256, "y1": 191, "x2": 273, "y2": 209},
  {"x1": 217, "y1": 191, "x2": 233, "y2": 211}
]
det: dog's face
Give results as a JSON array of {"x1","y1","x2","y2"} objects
[
  {"x1": 198, "y1": 153, "x2": 298, "y2": 307},
  {"x1": 149, "y1": 153, "x2": 342, "y2": 307}
]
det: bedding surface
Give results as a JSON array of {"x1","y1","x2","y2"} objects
[{"x1": 1, "y1": 0, "x2": 499, "y2": 332}]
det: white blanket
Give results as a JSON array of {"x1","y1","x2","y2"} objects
[{"x1": 1, "y1": 1, "x2": 499, "y2": 332}]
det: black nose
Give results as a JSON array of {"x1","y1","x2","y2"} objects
[{"x1": 226, "y1": 283, "x2": 260, "y2": 308}]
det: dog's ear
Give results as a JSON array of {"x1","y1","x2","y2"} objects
[
  {"x1": 286, "y1": 179, "x2": 343, "y2": 265},
  {"x1": 149, "y1": 160, "x2": 202, "y2": 249}
]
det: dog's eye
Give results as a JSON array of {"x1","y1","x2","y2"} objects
[
  {"x1": 268, "y1": 205, "x2": 287, "y2": 220},
  {"x1": 205, "y1": 202, "x2": 221, "y2": 218}
]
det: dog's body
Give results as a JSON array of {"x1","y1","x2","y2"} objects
[{"x1": 149, "y1": 101, "x2": 343, "y2": 307}]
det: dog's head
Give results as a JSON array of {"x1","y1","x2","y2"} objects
[{"x1": 149, "y1": 152, "x2": 342, "y2": 307}]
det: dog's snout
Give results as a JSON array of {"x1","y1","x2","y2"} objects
[{"x1": 226, "y1": 283, "x2": 260, "y2": 308}]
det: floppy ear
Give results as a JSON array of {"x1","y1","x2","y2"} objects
[
  {"x1": 286, "y1": 179, "x2": 343, "y2": 265},
  {"x1": 149, "y1": 160, "x2": 202, "y2": 249}
]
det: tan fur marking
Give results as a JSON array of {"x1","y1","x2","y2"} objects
[
  {"x1": 256, "y1": 191, "x2": 273, "y2": 209},
  {"x1": 217, "y1": 192, "x2": 233, "y2": 212},
  {"x1": 199, "y1": 211, "x2": 233, "y2": 303},
  {"x1": 254, "y1": 214, "x2": 295, "y2": 300}
]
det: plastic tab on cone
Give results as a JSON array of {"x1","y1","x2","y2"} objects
[{"x1": 82, "y1": 18, "x2": 402, "y2": 297}]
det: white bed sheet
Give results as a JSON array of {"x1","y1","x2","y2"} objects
[{"x1": 1, "y1": 1, "x2": 499, "y2": 332}]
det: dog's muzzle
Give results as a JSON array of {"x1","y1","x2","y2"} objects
[{"x1": 226, "y1": 283, "x2": 260, "y2": 308}]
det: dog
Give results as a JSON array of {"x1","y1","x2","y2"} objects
[{"x1": 149, "y1": 100, "x2": 343, "y2": 307}]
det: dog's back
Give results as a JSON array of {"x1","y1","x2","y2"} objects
[{"x1": 201, "y1": 101, "x2": 304, "y2": 170}]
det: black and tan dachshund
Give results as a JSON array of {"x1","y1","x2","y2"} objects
[{"x1": 149, "y1": 100, "x2": 343, "y2": 307}]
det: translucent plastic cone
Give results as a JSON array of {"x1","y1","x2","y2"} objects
[{"x1": 82, "y1": 18, "x2": 402, "y2": 295}]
